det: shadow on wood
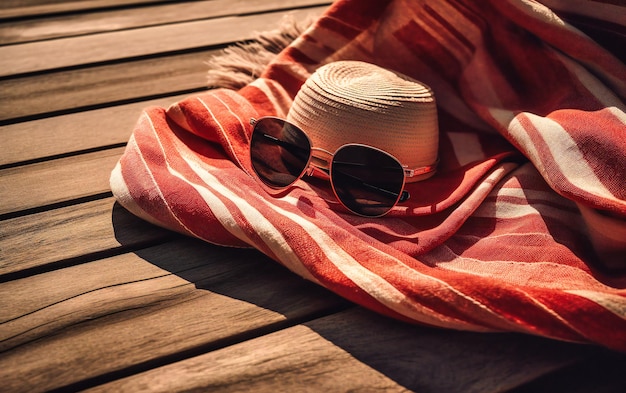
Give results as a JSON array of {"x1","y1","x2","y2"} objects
[{"x1": 110, "y1": 202, "x2": 626, "y2": 392}]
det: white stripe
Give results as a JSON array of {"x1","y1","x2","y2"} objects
[
  {"x1": 166, "y1": 102, "x2": 193, "y2": 131},
  {"x1": 144, "y1": 111, "x2": 258, "y2": 247},
  {"x1": 456, "y1": 231, "x2": 555, "y2": 242},
  {"x1": 211, "y1": 93, "x2": 249, "y2": 142},
  {"x1": 515, "y1": 285, "x2": 586, "y2": 337},
  {"x1": 515, "y1": 0, "x2": 568, "y2": 28},
  {"x1": 209, "y1": 92, "x2": 254, "y2": 177},
  {"x1": 269, "y1": 197, "x2": 500, "y2": 331},
  {"x1": 426, "y1": 244, "x2": 575, "y2": 333},
  {"x1": 505, "y1": 114, "x2": 545, "y2": 171},
  {"x1": 494, "y1": 186, "x2": 563, "y2": 202},
  {"x1": 524, "y1": 113, "x2": 619, "y2": 202},
  {"x1": 249, "y1": 78, "x2": 293, "y2": 118},
  {"x1": 268, "y1": 205, "x2": 479, "y2": 329},
  {"x1": 425, "y1": 245, "x2": 598, "y2": 336},
  {"x1": 110, "y1": 160, "x2": 165, "y2": 229},
  {"x1": 179, "y1": 157, "x2": 319, "y2": 283},
  {"x1": 540, "y1": 0, "x2": 626, "y2": 27},
  {"x1": 196, "y1": 96, "x2": 247, "y2": 171},
  {"x1": 488, "y1": 107, "x2": 516, "y2": 130},
  {"x1": 473, "y1": 200, "x2": 580, "y2": 223},
  {"x1": 169, "y1": 165, "x2": 255, "y2": 244},
  {"x1": 489, "y1": 108, "x2": 545, "y2": 171},
  {"x1": 566, "y1": 290, "x2": 626, "y2": 320},
  {"x1": 135, "y1": 115, "x2": 197, "y2": 236},
  {"x1": 608, "y1": 106, "x2": 626, "y2": 125},
  {"x1": 431, "y1": 242, "x2": 614, "y2": 290}
]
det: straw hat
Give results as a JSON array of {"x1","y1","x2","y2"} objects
[{"x1": 287, "y1": 60, "x2": 439, "y2": 182}]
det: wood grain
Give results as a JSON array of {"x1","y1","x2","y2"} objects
[
  {"x1": 3, "y1": 1, "x2": 625, "y2": 392},
  {"x1": 0, "y1": 50, "x2": 211, "y2": 123},
  {"x1": 0, "y1": 93, "x2": 191, "y2": 166},
  {"x1": 0, "y1": 197, "x2": 172, "y2": 277},
  {"x1": 0, "y1": 0, "x2": 175, "y2": 19},
  {"x1": 0, "y1": 0, "x2": 330, "y2": 44},
  {"x1": 0, "y1": 238, "x2": 345, "y2": 393},
  {"x1": 0, "y1": 5, "x2": 326, "y2": 77},
  {"x1": 0, "y1": 147, "x2": 123, "y2": 216},
  {"x1": 86, "y1": 307, "x2": 603, "y2": 393}
]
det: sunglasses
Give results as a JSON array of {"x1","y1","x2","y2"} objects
[{"x1": 249, "y1": 117, "x2": 435, "y2": 217}]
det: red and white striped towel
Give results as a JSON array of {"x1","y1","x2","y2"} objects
[{"x1": 110, "y1": 0, "x2": 626, "y2": 351}]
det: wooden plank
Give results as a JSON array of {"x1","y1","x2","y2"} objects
[
  {"x1": 85, "y1": 307, "x2": 604, "y2": 393},
  {"x1": 0, "y1": 50, "x2": 210, "y2": 123},
  {"x1": 0, "y1": 197, "x2": 173, "y2": 278},
  {"x1": 0, "y1": 147, "x2": 123, "y2": 217},
  {"x1": 0, "y1": 93, "x2": 192, "y2": 167},
  {"x1": 0, "y1": 238, "x2": 345, "y2": 393},
  {"x1": 0, "y1": 5, "x2": 327, "y2": 77},
  {"x1": 0, "y1": 0, "x2": 330, "y2": 44},
  {"x1": 0, "y1": 0, "x2": 175, "y2": 19}
]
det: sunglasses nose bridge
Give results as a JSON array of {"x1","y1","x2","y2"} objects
[{"x1": 310, "y1": 147, "x2": 333, "y2": 172}]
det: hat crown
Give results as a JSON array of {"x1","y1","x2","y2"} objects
[{"x1": 287, "y1": 61, "x2": 439, "y2": 182}]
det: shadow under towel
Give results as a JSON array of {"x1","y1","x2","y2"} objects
[{"x1": 110, "y1": 0, "x2": 626, "y2": 352}]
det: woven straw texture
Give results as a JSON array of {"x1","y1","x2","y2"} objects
[{"x1": 288, "y1": 61, "x2": 438, "y2": 181}]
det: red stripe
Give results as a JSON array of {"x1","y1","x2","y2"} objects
[
  {"x1": 469, "y1": 284, "x2": 590, "y2": 342},
  {"x1": 281, "y1": 46, "x2": 318, "y2": 66},
  {"x1": 152, "y1": 111, "x2": 295, "y2": 257},
  {"x1": 134, "y1": 109, "x2": 252, "y2": 247},
  {"x1": 447, "y1": 0, "x2": 488, "y2": 36},
  {"x1": 492, "y1": 0, "x2": 626, "y2": 82},
  {"x1": 325, "y1": 0, "x2": 392, "y2": 32},
  {"x1": 533, "y1": 290, "x2": 626, "y2": 352},
  {"x1": 120, "y1": 112, "x2": 192, "y2": 236},
  {"x1": 424, "y1": 4, "x2": 475, "y2": 51},
  {"x1": 514, "y1": 113, "x2": 625, "y2": 212},
  {"x1": 548, "y1": 108, "x2": 626, "y2": 203},
  {"x1": 261, "y1": 64, "x2": 307, "y2": 99},
  {"x1": 239, "y1": 84, "x2": 281, "y2": 117},
  {"x1": 394, "y1": 19, "x2": 462, "y2": 83}
]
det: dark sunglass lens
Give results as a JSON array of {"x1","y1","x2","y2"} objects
[
  {"x1": 250, "y1": 118, "x2": 311, "y2": 188},
  {"x1": 331, "y1": 145, "x2": 405, "y2": 217}
]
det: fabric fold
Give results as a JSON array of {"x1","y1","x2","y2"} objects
[{"x1": 111, "y1": 0, "x2": 626, "y2": 352}]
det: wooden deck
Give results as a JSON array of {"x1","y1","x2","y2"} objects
[{"x1": 1, "y1": 1, "x2": 625, "y2": 392}]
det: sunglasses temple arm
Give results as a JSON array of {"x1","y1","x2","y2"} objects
[
  {"x1": 330, "y1": 162, "x2": 410, "y2": 201},
  {"x1": 259, "y1": 133, "x2": 310, "y2": 156},
  {"x1": 331, "y1": 169, "x2": 409, "y2": 201}
]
